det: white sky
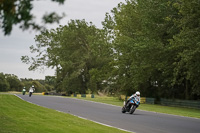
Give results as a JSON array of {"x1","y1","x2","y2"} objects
[{"x1": 0, "y1": 0, "x2": 124, "y2": 80}]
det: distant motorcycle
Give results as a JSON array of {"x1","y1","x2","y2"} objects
[
  {"x1": 29, "y1": 92, "x2": 33, "y2": 97},
  {"x1": 122, "y1": 97, "x2": 140, "y2": 114}
]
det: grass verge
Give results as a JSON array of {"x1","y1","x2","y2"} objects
[
  {"x1": 72, "y1": 95, "x2": 200, "y2": 119},
  {"x1": 0, "y1": 94, "x2": 130, "y2": 133}
]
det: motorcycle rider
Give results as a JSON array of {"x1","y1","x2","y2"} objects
[
  {"x1": 29, "y1": 85, "x2": 35, "y2": 97},
  {"x1": 22, "y1": 87, "x2": 26, "y2": 95},
  {"x1": 125, "y1": 91, "x2": 140, "y2": 107}
]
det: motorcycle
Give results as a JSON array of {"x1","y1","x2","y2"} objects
[{"x1": 122, "y1": 97, "x2": 140, "y2": 114}]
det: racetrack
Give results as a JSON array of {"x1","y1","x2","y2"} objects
[{"x1": 16, "y1": 94, "x2": 200, "y2": 133}]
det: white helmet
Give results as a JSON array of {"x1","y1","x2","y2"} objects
[
  {"x1": 136, "y1": 91, "x2": 140, "y2": 96},
  {"x1": 32, "y1": 85, "x2": 34, "y2": 88}
]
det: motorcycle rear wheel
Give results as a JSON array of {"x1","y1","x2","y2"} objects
[{"x1": 122, "y1": 106, "x2": 126, "y2": 113}]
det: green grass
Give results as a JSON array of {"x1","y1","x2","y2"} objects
[
  {"x1": 72, "y1": 95, "x2": 200, "y2": 119},
  {"x1": 139, "y1": 104, "x2": 200, "y2": 118},
  {"x1": 74, "y1": 95, "x2": 123, "y2": 106},
  {"x1": 0, "y1": 94, "x2": 130, "y2": 133}
]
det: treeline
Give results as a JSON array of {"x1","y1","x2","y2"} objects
[
  {"x1": 22, "y1": 0, "x2": 200, "y2": 100},
  {"x1": 0, "y1": 73, "x2": 55, "y2": 93}
]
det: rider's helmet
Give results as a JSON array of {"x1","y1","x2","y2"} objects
[
  {"x1": 136, "y1": 91, "x2": 140, "y2": 96},
  {"x1": 32, "y1": 85, "x2": 34, "y2": 88}
]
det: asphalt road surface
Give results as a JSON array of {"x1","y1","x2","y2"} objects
[{"x1": 16, "y1": 94, "x2": 200, "y2": 133}]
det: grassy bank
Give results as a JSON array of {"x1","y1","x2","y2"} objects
[
  {"x1": 0, "y1": 94, "x2": 129, "y2": 133},
  {"x1": 73, "y1": 95, "x2": 200, "y2": 119}
]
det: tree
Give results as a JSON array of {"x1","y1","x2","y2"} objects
[
  {"x1": 45, "y1": 76, "x2": 56, "y2": 86},
  {"x1": 0, "y1": 0, "x2": 66, "y2": 35},
  {"x1": 31, "y1": 80, "x2": 46, "y2": 92},
  {"x1": 102, "y1": 0, "x2": 200, "y2": 100},
  {"x1": 103, "y1": 0, "x2": 178, "y2": 97},
  {"x1": 5, "y1": 74, "x2": 23, "y2": 91},
  {"x1": 169, "y1": 0, "x2": 200, "y2": 99},
  {"x1": 22, "y1": 19, "x2": 112, "y2": 94},
  {"x1": 102, "y1": 0, "x2": 171, "y2": 95},
  {"x1": 0, "y1": 73, "x2": 10, "y2": 92}
]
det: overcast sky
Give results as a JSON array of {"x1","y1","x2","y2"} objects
[{"x1": 0, "y1": 0, "x2": 124, "y2": 80}]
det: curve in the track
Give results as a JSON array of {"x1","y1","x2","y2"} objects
[{"x1": 16, "y1": 94, "x2": 200, "y2": 133}]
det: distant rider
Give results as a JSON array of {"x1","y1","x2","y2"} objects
[
  {"x1": 22, "y1": 87, "x2": 26, "y2": 95},
  {"x1": 29, "y1": 85, "x2": 35, "y2": 97},
  {"x1": 126, "y1": 91, "x2": 140, "y2": 107}
]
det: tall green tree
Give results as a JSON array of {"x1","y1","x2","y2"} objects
[
  {"x1": 103, "y1": 0, "x2": 176, "y2": 95},
  {"x1": 22, "y1": 19, "x2": 112, "y2": 94},
  {"x1": 103, "y1": 0, "x2": 200, "y2": 100},
  {"x1": 169, "y1": 0, "x2": 200, "y2": 99}
]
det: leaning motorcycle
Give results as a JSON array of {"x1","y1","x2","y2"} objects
[{"x1": 122, "y1": 97, "x2": 140, "y2": 114}]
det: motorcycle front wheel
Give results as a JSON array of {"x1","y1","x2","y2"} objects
[{"x1": 129, "y1": 105, "x2": 136, "y2": 114}]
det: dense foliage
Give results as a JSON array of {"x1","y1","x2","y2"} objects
[
  {"x1": 22, "y1": 20, "x2": 113, "y2": 94},
  {"x1": 0, "y1": 73, "x2": 55, "y2": 92},
  {"x1": 0, "y1": 0, "x2": 65, "y2": 35},
  {"x1": 21, "y1": 0, "x2": 200, "y2": 100},
  {"x1": 103, "y1": 0, "x2": 200, "y2": 100}
]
